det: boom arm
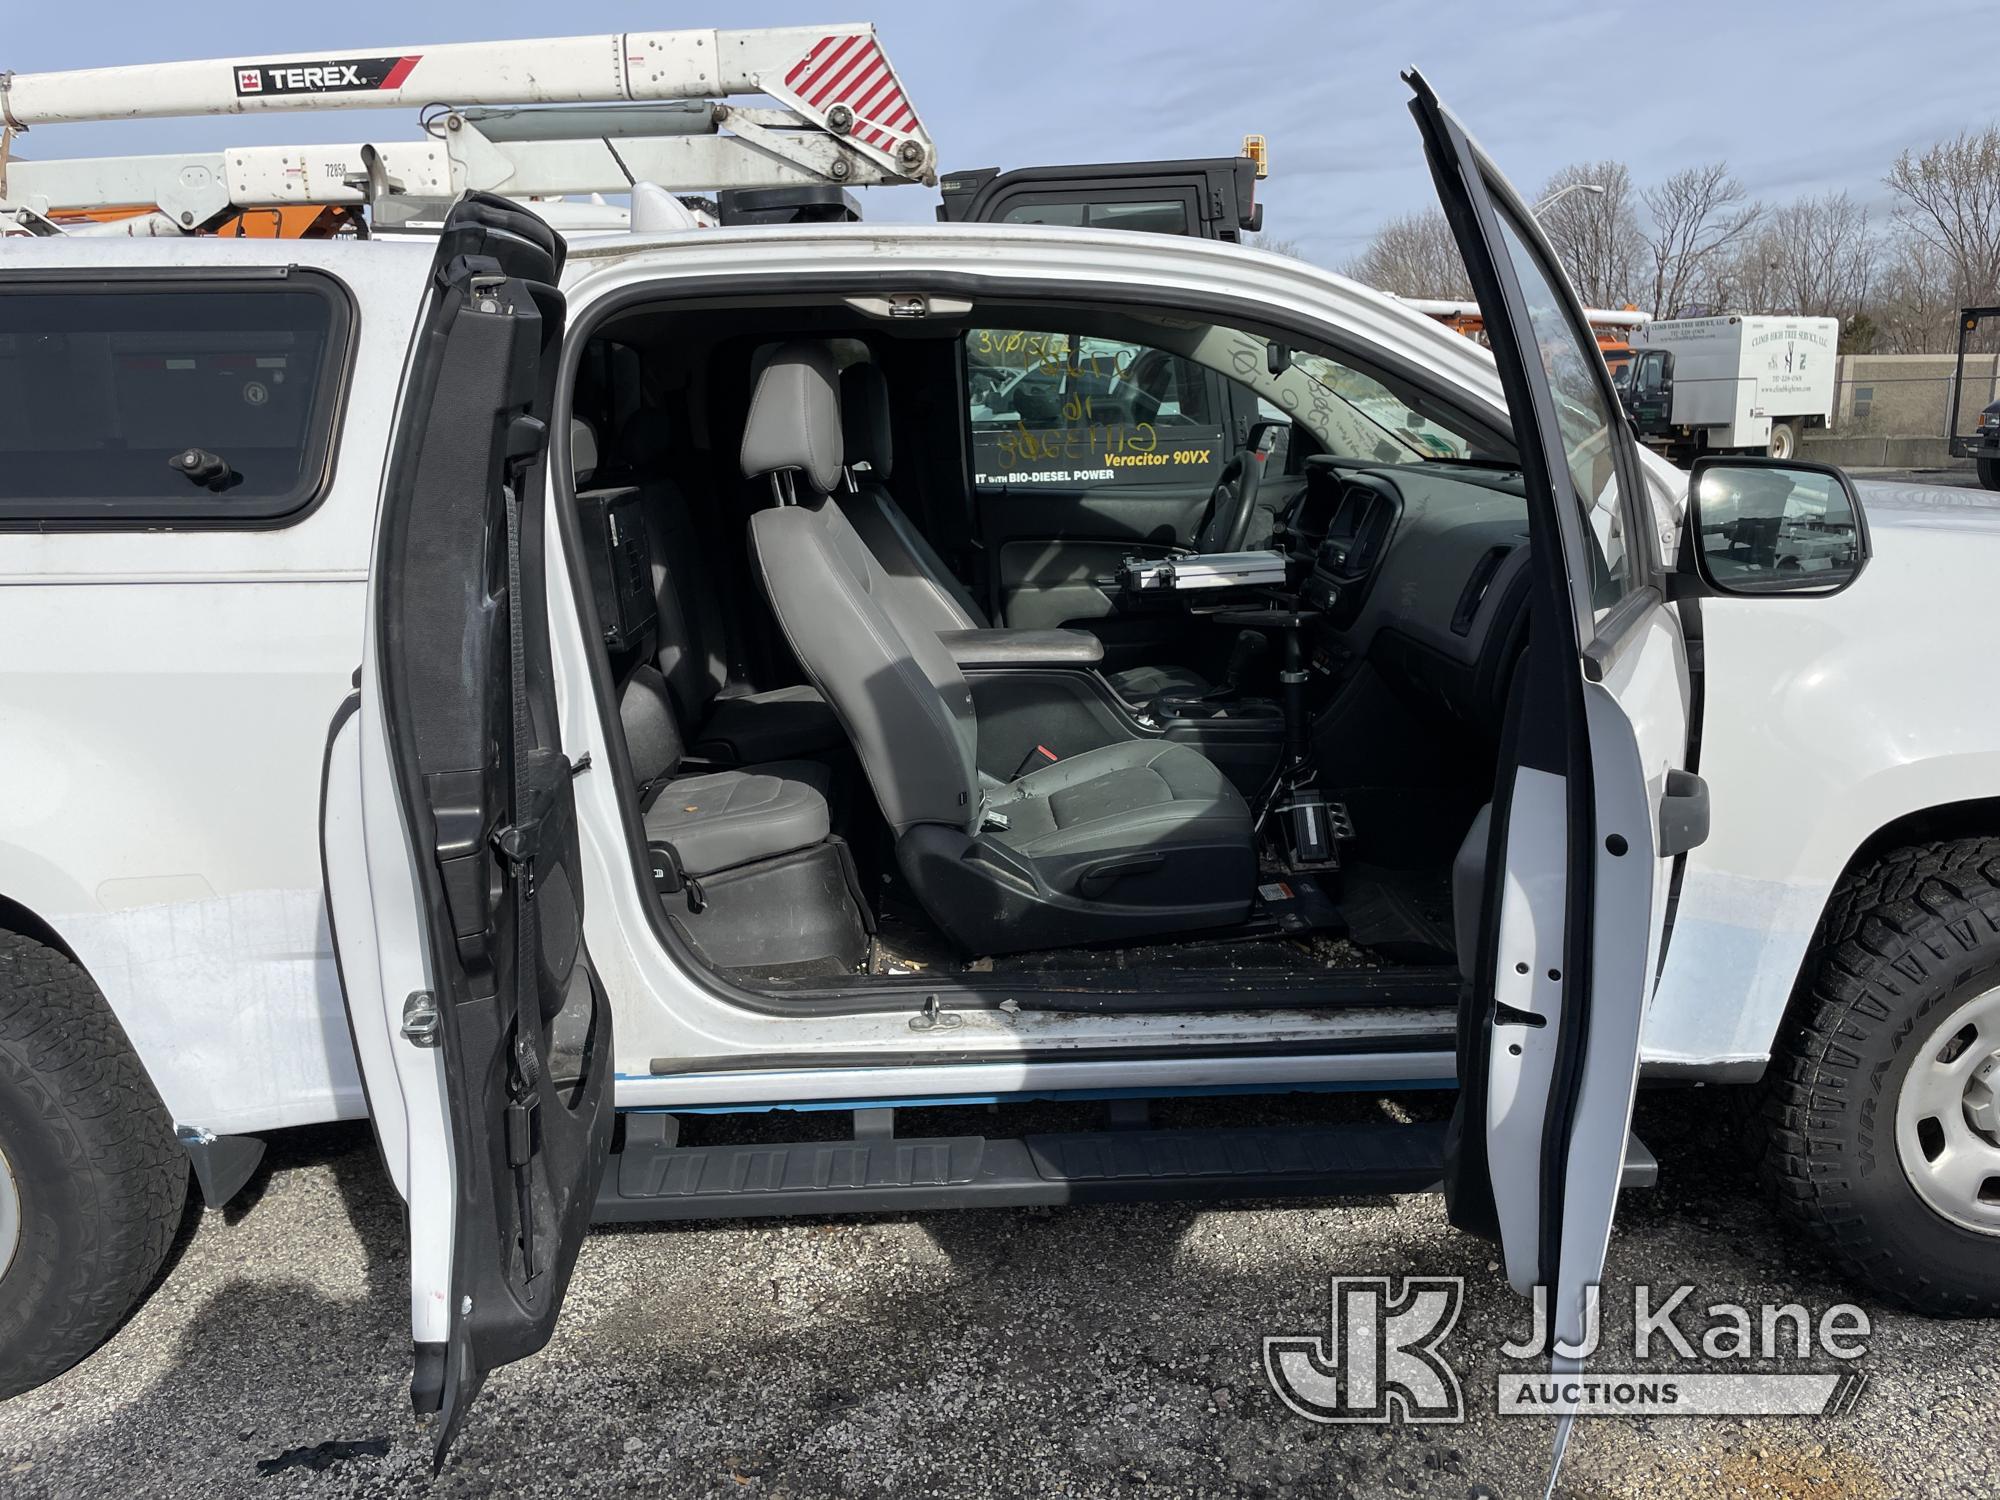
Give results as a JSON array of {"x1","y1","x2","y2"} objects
[{"x1": 1, "y1": 24, "x2": 934, "y2": 232}]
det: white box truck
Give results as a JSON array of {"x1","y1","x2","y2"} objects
[{"x1": 1624, "y1": 314, "x2": 1839, "y2": 460}]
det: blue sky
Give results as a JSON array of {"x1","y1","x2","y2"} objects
[{"x1": 9, "y1": 0, "x2": 1992, "y2": 264}]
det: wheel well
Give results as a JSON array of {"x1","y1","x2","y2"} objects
[
  {"x1": 1840, "y1": 798, "x2": 2000, "y2": 878},
  {"x1": 1772, "y1": 798, "x2": 2000, "y2": 1041},
  {"x1": 0, "y1": 893, "x2": 80, "y2": 967}
]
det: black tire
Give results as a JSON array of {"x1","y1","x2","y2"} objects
[
  {"x1": 1758, "y1": 838, "x2": 2000, "y2": 1316},
  {"x1": 1978, "y1": 457, "x2": 1999, "y2": 492},
  {"x1": 0, "y1": 930, "x2": 187, "y2": 1398},
  {"x1": 1767, "y1": 421, "x2": 1798, "y2": 460}
]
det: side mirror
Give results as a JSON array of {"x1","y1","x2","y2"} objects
[{"x1": 1684, "y1": 456, "x2": 1870, "y2": 597}]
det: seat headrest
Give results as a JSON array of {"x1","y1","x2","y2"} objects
[
  {"x1": 571, "y1": 417, "x2": 599, "y2": 487},
  {"x1": 839, "y1": 363, "x2": 893, "y2": 481},
  {"x1": 740, "y1": 342, "x2": 843, "y2": 494}
]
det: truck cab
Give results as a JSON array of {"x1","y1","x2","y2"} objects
[
  {"x1": 1622, "y1": 345, "x2": 1674, "y2": 432},
  {"x1": 936, "y1": 156, "x2": 1263, "y2": 241},
  {"x1": 5, "y1": 37, "x2": 1999, "y2": 1492}
]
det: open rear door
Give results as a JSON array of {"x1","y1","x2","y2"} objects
[
  {"x1": 322, "y1": 192, "x2": 611, "y2": 1466},
  {"x1": 1408, "y1": 74, "x2": 1699, "y2": 1485}
]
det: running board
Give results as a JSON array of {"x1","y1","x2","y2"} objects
[{"x1": 594, "y1": 1117, "x2": 1659, "y2": 1223}]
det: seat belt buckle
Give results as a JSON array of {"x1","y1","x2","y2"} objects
[
  {"x1": 1010, "y1": 744, "x2": 1060, "y2": 780},
  {"x1": 647, "y1": 840, "x2": 706, "y2": 914}
]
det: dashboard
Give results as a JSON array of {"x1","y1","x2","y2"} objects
[{"x1": 1280, "y1": 456, "x2": 1536, "y2": 741}]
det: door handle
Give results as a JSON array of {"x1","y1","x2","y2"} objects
[{"x1": 1658, "y1": 768, "x2": 1709, "y2": 857}]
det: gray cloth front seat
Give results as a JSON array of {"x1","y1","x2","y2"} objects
[
  {"x1": 745, "y1": 344, "x2": 1254, "y2": 955},
  {"x1": 833, "y1": 362, "x2": 1211, "y2": 703}
]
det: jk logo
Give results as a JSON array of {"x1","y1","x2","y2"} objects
[{"x1": 1264, "y1": 1276, "x2": 1465, "y2": 1424}]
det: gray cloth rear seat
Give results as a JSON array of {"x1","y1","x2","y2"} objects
[
  {"x1": 643, "y1": 761, "x2": 831, "y2": 878},
  {"x1": 832, "y1": 363, "x2": 1211, "y2": 703},
  {"x1": 619, "y1": 663, "x2": 832, "y2": 877},
  {"x1": 609, "y1": 413, "x2": 845, "y2": 764},
  {"x1": 745, "y1": 344, "x2": 1253, "y2": 954}
]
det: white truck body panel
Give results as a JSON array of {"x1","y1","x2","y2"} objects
[
  {"x1": 0, "y1": 235, "x2": 433, "y2": 1132},
  {"x1": 1634, "y1": 315, "x2": 1839, "y2": 449},
  {"x1": 1646, "y1": 479, "x2": 2000, "y2": 1067},
  {"x1": 0, "y1": 227, "x2": 1989, "y2": 1132}
]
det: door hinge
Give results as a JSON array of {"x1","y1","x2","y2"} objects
[{"x1": 401, "y1": 991, "x2": 442, "y2": 1047}]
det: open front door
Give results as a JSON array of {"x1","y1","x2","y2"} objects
[
  {"x1": 322, "y1": 193, "x2": 611, "y2": 1466},
  {"x1": 1408, "y1": 75, "x2": 1698, "y2": 1481}
]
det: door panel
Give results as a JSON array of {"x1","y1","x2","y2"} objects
[
  {"x1": 1411, "y1": 71, "x2": 1694, "y2": 1488},
  {"x1": 328, "y1": 193, "x2": 611, "y2": 1468}
]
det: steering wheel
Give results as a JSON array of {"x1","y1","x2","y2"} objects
[{"x1": 1192, "y1": 445, "x2": 1267, "y2": 553}]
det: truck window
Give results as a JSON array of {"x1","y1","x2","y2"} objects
[
  {"x1": 995, "y1": 197, "x2": 1194, "y2": 235},
  {"x1": 1491, "y1": 213, "x2": 1640, "y2": 619},
  {"x1": 0, "y1": 275, "x2": 350, "y2": 527},
  {"x1": 965, "y1": 328, "x2": 1231, "y2": 494}
]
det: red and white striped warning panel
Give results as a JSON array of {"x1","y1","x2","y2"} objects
[{"x1": 780, "y1": 32, "x2": 926, "y2": 158}]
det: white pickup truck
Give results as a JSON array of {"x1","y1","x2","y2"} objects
[{"x1": 1, "y1": 43, "x2": 1996, "y2": 1478}]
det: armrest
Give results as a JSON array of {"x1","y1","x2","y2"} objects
[{"x1": 939, "y1": 628, "x2": 1106, "y2": 668}]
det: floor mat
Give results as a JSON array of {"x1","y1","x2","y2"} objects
[
  {"x1": 866, "y1": 875, "x2": 1388, "y2": 979},
  {"x1": 1338, "y1": 862, "x2": 1458, "y2": 966}
]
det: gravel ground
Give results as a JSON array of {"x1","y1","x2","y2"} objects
[{"x1": 2, "y1": 1092, "x2": 1995, "y2": 1500}]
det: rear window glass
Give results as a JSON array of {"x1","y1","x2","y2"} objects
[
  {"x1": 965, "y1": 328, "x2": 1229, "y2": 491},
  {"x1": 0, "y1": 276, "x2": 349, "y2": 526},
  {"x1": 997, "y1": 198, "x2": 1192, "y2": 235}
]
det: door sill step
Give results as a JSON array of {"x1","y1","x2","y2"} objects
[{"x1": 594, "y1": 1119, "x2": 1658, "y2": 1223}]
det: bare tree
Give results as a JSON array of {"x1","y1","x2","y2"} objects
[
  {"x1": 1723, "y1": 191, "x2": 1876, "y2": 319},
  {"x1": 1534, "y1": 160, "x2": 1642, "y2": 307},
  {"x1": 1340, "y1": 207, "x2": 1472, "y2": 300},
  {"x1": 1774, "y1": 191, "x2": 1876, "y2": 318},
  {"x1": 1640, "y1": 163, "x2": 1762, "y2": 317},
  {"x1": 1246, "y1": 233, "x2": 1306, "y2": 260},
  {"x1": 1870, "y1": 233, "x2": 1961, "y2": 353},
  {"x1": 1722, "y1": 225, "x2": 1787, "y2": 316},
  {"x1": 1886, "y1": 125, "x2": 2000, "y2": 310}
]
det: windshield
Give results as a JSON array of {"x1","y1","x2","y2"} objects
[
  {"x1": 960, "y1": 312, "x2": 1504, "y2": 490},
  {"x1": 1127, "y1": 319, "x2": 1493, "y2": 465},
  {"x1": 1284, "y1": 350, "x2": 1477, "y2": 461}
]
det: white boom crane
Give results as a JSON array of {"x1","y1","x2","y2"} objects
[{"x1": 0, "y1": 25, "x2": 935, "y2": 234}]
